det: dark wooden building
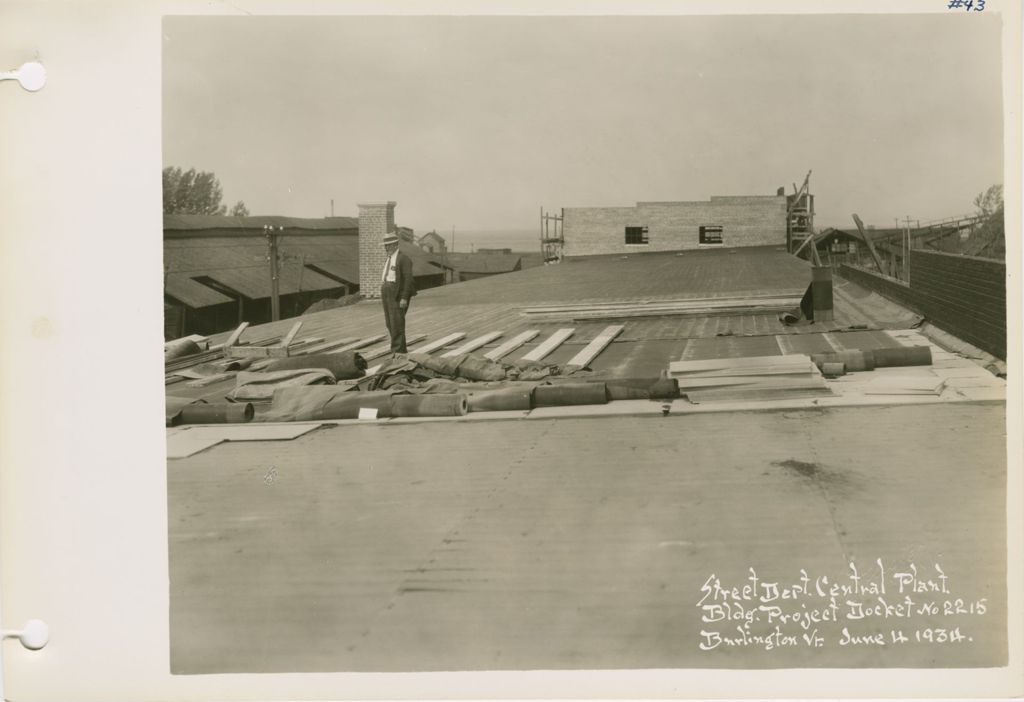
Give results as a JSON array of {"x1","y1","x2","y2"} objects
[{"x1": 164, "y1": 214, "x2": 452, "y2": 339}]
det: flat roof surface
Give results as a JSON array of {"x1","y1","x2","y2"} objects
[
  {"x1": 168, "y1": 402, "x2": 1006, "y2": 673},
  {"x1": 169, "y1": 247, "x2": 923, "y2": 402},
  {"x1": 165, "y1": 244, "x2": 1008, "y2": 676}
]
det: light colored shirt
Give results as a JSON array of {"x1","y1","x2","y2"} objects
[{"x1": 381, "y1": 250, "x2": 398, "y2": 284}]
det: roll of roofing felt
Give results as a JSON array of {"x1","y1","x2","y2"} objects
[
  {"x1": 592, "y1": 375, "x2": 677, "y2": 400},
  {"x1": 391, "y1": 393, "x2": 468, "y2": 417},
  {"x1": 606, "y1": 383, "x2": 650, "y2": 400},
  {"x1": 179, "y1": 403, "x2": 254, "y2": 424},
  {"x1": 533, "y1": 383, "x2": 608, "y2": 406},
  {"x1": 166, "y1": 395, "x2": 205, "y2": 426},
  {"x1": 647, "y1": 375, "x2": 680, "y2": 399},
  {"x1": 316, "y1": 391, "x2": 394, "y2": 420},
  {"x1": 821, "y1": 362, "x2": 846, "y2": 378},
  {"x1": 871, "y1": 345, "x2": 932, "y2": 367},
  {"x1": 165, "y1": 338, "x2": 202, "y2": 361},
  {"x1": 466, "y1": 386, "x2": 533, "y2": 412},
  {"x1": 408, "y1": 352, "x2": 463, "y2": 376},
  {"x1": 811, "y1": 350, "x2": 875, "y2": 372},
  {"x1": 455, "y1": 355, "x2": 507, "y2": 381},
  {"x1": 265, "y1": 351, "x2": 367, "y2": 379}
]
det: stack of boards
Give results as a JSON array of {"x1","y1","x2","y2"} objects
[
  {"x1": 668, "y1": 354, "x2": 832, "y2": 403},
  {"x1": 862, "y1": 376, "x2": 946, "y2": 396},
  {"x1": 521, "y1": 294, "x2": 802, "y2": 321}
]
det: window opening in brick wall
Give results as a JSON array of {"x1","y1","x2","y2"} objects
[
  {"x1": 625, "y1": 226, "x2": 649, "y2": 245},
  {"x1": 699, "y1": 225, "x2": 723, "y2": 245}
]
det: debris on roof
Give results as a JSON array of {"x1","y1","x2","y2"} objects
[
  {"x1": 670, "y1": 354, "x2": 831, "y2": 403},
  {"x1": 164, "y1": 242, "x2": 1001, "y2": 435}
]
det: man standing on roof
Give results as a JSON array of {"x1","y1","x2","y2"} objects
[{"x1": 380, "y1": 230, "x2": 417, "y2": 354}]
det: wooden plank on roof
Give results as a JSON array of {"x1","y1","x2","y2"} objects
[
  {"x1": 565, "y1": 307, "x2": 791, "y2": 322},
  {"x1": 521, "y1": 299, "x2": 802, "y2": 322},
  {"x1": 520, "y1": 294, "x2": 801, "y2": 315},
  {"x1": 685, "y1": 381, "x2": 831, "y2": 404},
  {"x1": 441, "y1": 331, "x2": 504, "y2": 358},
  {"x1": 165, "y1": 349, "x2": 224, "y2": 372},
  {"x1": 676, "y1": 374, "x2": 818, "y2": 390},
  {"x1": 484, "y1": 330, "x2": 540, "y2": 361},
  {"x1": 672, "y1": 361, "x2": 819, "y2": 378},
  {"x1": 166, "y1": 333, "x2": 210, "y2": 349},
  {"x1": 331, "y1": 335, "x2": 387, "y2": 353},
  {"x1": 292, "y1": 335, "x2": 387, "y2": 362},
  {"x1": 167, "y1": 434, "x2": 225, "y2": 459},
  {"x1": 564, "y1": 325, "x2": 623, "y2": 369},
  {"x1": 223, "y1": 322, "x2": 249, "y2": 348},
  {"x1": 225, "y1": 333, "x2": 320, "y2": 360},
  {"x1": 362, "y1": 334, "x2": 428, "y2": 361},
  {"x1": 294, "y1": 336, "x2": 360, "y2": 356},
  {"x1": 186, "y1": 372, "x2": 237, "y2": 387},
  {"x1": 862, "y1": 376, "x2": 946, "y2": 395},
  {"x1": 278, "y1": 321, "x2": 303, "y2": 348},
  {"x1": 410, "y1": 333, "x2": 466, "y2": 355},
  {"x1": 288, "y1": 337, "x2": 324, "y2": 351},
  {"x1": 669, "y1": 352, "x2": 829, "y2": 403},
  {"x1": 669, "y1": 354, "x2": 813, "y2": 375},
  {"x1": 520, "y1": 328, "x2": 574, "y2": 362},
  {"x1": 226, "y1": 345, "x2": 295, "y2": 359}
]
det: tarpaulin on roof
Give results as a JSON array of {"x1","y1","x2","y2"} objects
[
  {"x1": 264, "y1": 351, "x2": 367, "y2": 379},
  {"x1": 258, "y1": 388, "x2": 395, "y2": 422},
  {"x1": 229, "y1": 369, "x2": 337, "y2": 402}
]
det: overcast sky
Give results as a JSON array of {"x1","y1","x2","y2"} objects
[{"x1": 163, "y1": 13, "x2": 1004, "y2": 233}]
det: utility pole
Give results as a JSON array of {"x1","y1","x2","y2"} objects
[
  {"x1": 330, "y1": 199, "x2": 334, "y2": 217},
  {"x1": 451, "y1": 225, "x2": 456, "y2": 253},
  {"x1": 264, "y1": 224, "x2": 283, "y2": 322},
  {"x1": 441, "y1": 230, "x2": 450, "y2": 284},
  {"x1": 902, "y1": 215, "x2": 914, "y2": 283}
]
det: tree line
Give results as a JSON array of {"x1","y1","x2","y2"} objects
[
  {"x1": 968, "y1": 184, "x2": 1003, "y2": 259},
  {"x1": 163, "y1": 166, "x2": 249, "y2": 216}
]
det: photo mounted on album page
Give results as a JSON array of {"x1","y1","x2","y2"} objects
[{"x1": 0, "y1": 1, "x2": 1020, "y2": 701}]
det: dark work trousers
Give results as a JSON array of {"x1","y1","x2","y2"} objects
[{"x1": 381, "y1": 282, "x2": 409, "y2": 353}]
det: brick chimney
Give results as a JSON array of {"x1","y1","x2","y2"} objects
[{"x1": 358, "y1": 201, "x2": 397, "y2": 298}]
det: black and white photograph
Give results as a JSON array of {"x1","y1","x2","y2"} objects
[
  {"x1": 161, "y1": 9, "x2": 1011, "y2": 675},
  {"x1": 1, "y1": 1, "x2": 1021, "y2": 700}
]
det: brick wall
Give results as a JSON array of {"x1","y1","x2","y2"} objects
[
  {"x1": 358, "y1": 201, "x2": 396, "y2": 298},
  {"x1": 563, "y1": 195, "x2": 788, "y2": 256},
  {"x1": 840, "y1": 250, "x2": 1006, "y2": 359}
]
